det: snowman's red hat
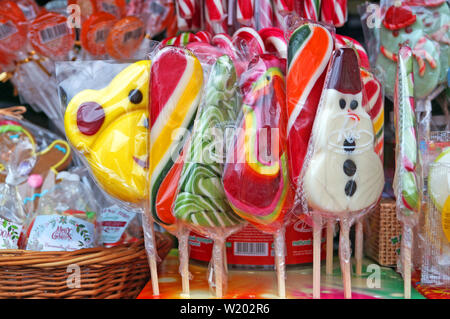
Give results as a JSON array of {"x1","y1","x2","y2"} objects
[
  {"x1": 383, "y1": 5, "x2": 417, "y2": 30},
  {"x1": 326, "y1": 48, "x2": 362, "y2": 95}
]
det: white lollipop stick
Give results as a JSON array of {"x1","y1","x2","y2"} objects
[
  {"x1": 177, "y1": 224, "x2": 191, "y2": 297},
  {"x1": 326, "y1": 219, "x2": 334, "y2": 275},
  {"x1": 142, "y1": 213, "x2": 160, "y2": 296},
  {"x1": 274, "y1": 228, "x2": 287, "y2": 298},
  {"x1": 339, "y1": 219, "x2": 352, "y2": 299},
  {"x1": 355, "y1": 219, "x2": 364, "y2": 276},
  {"x1": 312, "y1": 213, "x2": 322, "y2": 299}
]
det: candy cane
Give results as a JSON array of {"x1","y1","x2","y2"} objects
[
  {"x1": 205, "y1": 0, "x2": 226, "y2": 21},
  {"x1": 175, "y1": 0, "x2": 195, "y2": 19},
  {"x1": 273, "y1": 0, "x2": 293, "y2": 14},
  {"x1": 303, "y1": 0, "x2": 321, "y2": 21},
  {"x1": 255, "y1": 0, "x2": 274, "y2": 30},
  {"x1": 237, "y1": 0, "x2": 254, "y2": 26}
]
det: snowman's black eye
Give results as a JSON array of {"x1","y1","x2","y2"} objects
[
  {"x1": 339, "y1": 99, "x2": 346, "y2": 109},
  {"x1": 266, "y1": 75, "x2": 271, "y2": 81},
  {"x1": 350, "y1": 100, "x2": 358, "y2": 110}
]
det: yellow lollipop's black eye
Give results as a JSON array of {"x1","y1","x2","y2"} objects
[{"x1": 129, "y1": 89, "x2": 143, "y2": 104}]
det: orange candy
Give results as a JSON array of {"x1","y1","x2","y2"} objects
[
  {"x1": 96, "y1": 0, "x2": 126, "y2": 19},
  {"x1": 106, "y1": 16, "x2": 145, "y2": 59},
  {"x1": 0, "y1": 1, "x2": 28, "y2": 54},
  {"x1": 81, "y1": 12, "x2": 117, "y2": 56},
  {"x1": 28, "y1": 12, "x2": 75, "y2": 58}
]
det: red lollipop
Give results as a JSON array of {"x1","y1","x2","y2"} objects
[
  {"x1": 28, "y1": 12, "x2": 75, "y2": 58},
  {"x1": 0, "y1": 1, "x2": 28, "y2": 54}
]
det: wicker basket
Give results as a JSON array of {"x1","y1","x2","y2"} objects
[
  {"x1": 0, "y1": 232, "x2": 173, "y2": 299},
  {"x1": 365, "y1": 199, "x2": 402, "y2": 266}
]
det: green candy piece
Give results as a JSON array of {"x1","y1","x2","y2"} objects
[{"x1": 174, "y1": 55, "x2": 242, "y2": 229}]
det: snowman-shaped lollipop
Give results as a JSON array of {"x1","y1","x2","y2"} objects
[
  {"x1": 302, "y1": 48, "x2": 385, "y2": 298},
  {"x1": 376, "y1": 2, "x2": 447, "y2": 99}
]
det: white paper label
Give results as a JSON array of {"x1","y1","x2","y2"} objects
[
  {"x1": 0, "y1": 217, "x2": 22, "y2": 249},
  {"x1": 26, "y1": 215, "x2": 95, "y2": 251},
  {"x1": 100, "y1": 206, "x2": 136, "y2": 245}
]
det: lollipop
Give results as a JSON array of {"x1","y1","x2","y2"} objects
[
  {"x1": 174, "y1": 55, "x2": 243, "y2": 298},
  {"x1": 393, "y1": 45, "x2": 421, "y2": 299},
  {"x1": 64, "y1": 61, "x2": 160, "y2": 293},
  {"x1": 223, "y1": 54, "x2": 294, "y2": 298},
  {"x1": 286, "y1": 22, "x2": 333, "y2": 288},
  {"x1": 334, "y1": 34, "x2": 383, "y2": 276},
  {"x1": 149, "y1": 46, "x2": 203, "y2": 296},
  {"x1": 302, "y1": 48, "x2": 384, "y2": 298}
]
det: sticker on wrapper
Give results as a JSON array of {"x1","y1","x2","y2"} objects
[
  {"x1": 28, "y1": 12, "x2": 75, "y2": 58},
  {"x1": 81, "y1": 12, "x2": 117, "y2": 56},
  {"x1": 26, "y1": 214, "x2": 95, "y2": 251},
  {"x1": 0, "y1": 2, "x2": 28, "y2": 54},
  {"x1": 100, "y1": 205, "x2": 136, "y2": 247},
  {"x1": 0, "y1": 217, "x2": 22, "y2": 249},
  {"x1": 97, "y1": 0, "x2": 126, "y2": 19},
  {"x1": 106, "y1": 16, "x2": 145, "y2": 59}
]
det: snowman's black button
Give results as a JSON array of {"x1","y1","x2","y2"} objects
[
  {"x1": 345, "y1": 180, "x2": 357, "y2": 197},
  {"x1": 343, "y1": 159, "x2": 356, "y2": 176},
  {"x1": 339, "y1": 99, "x2": 346, "y2": 109},
  {"x1": 350, "y1": 100, "x2": 358, "y2": 110},
  {"x1": 343, "y1": 139, "x2": 356, "y2": 152}
]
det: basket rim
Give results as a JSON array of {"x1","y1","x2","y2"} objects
[{"x1": 0, "y1": 239, "x2": 149, "y2": 268}]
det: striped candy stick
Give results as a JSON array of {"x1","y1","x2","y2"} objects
[
  {"x1": 302, "y1": 0, "x2": 321, "y2": 21},
  {"x1": 273, "y1": 0, "x2": 294, "y2": 13},
  {"x1": 149, "y1": 47, "x2": 204, "y2": 297},
  {"x1": 320, "y1": 0, "x2": 347, "y2": 27},
  {"x1": 174, "y1": 0, "x2": 191, "y2": 31},
  {"x1": 335, "y1": 34, "x2": 370, "y2": 69},
  {"x1": 254, "y1": 0, "x2": 274, "y2": 30},
  {"x1": 259, "y1": 27, "x2": 287, "y2": 59},
  {"x1": 205, "y1": 0, "x2": 227, "y2": 21},
  {"x1": 393, "y1": 45, "x2": 421, "y2": 299},
  {"x1": 175, "y1": 0, "x2": 195, "y2": 19},
  {"x1": 286, "y1": 23, "x2": 333, "y2": 298},
  {"x1": 222, "y1": 54, "x2": 294, "y2": 298},
  {"x1": 236, "y1": 0, "x2": 255, "y2": 26}
]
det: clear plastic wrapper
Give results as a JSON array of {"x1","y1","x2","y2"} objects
[
  {"x1": 299, "y1": 46, "x2": 384, "y2": 298},
  {"x1": 421, "y1": 133, "x2": 450, "y2": 286},
  {"x1": 361, "y1": 0, "x2": 449, "y2": 100},
  {"x1": 148, "y1": 45, "x2": 205, "y2": 297},
  {"x1": 393, "y1": 45, "x2": 423, "y2": 298},
  {"x1": 222, "y1": 53, "x2": 294, "y2": 298},
  {"x1": 0, "y1": 115, "x2": 73, "y2": 249},
  {"x1": 127, "y1": 0, "x2": 177, "y2": 39},
  {"x1": 173, "y1": 54, "x2": 244, "y2": 297},
  {"x1": 20, "y1": 170, "x2": 100, "y2": 251},
  {"x1": 60, "y1": 58, "x2": 160, "y2": 290}
]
